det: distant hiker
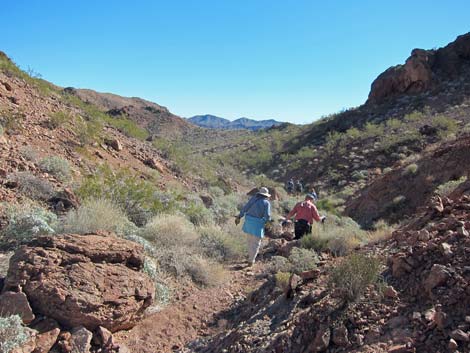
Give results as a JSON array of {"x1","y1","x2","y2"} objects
[
  {"x1": 235, "y1": 187, "x2": 272, "y2": 266},
  {"x1": 295, "y1": 179, "x2": 304, "y2": 194},
  {"x1": 309, "y1": 187, "x2": 319, "y2": 201},
  {"x1": 286, "y1": 178, "x2": 294, "y2": 194},
  {"x1": 286, "y1": 193, "x2": 325, "y2": 240}
]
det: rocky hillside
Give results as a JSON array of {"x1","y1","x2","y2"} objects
[
  {"x1": 188, "y1": 114, "x2": 284, "y2": 130},
  {"x1": 68, "y1": 87, "x2": 193, "y2": 138}
]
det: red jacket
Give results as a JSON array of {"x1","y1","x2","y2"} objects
[{"x1": 287, "y1": 200, "x2": 321, "y2": 225}]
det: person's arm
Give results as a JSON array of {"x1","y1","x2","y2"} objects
[
  {"x1": 286, "y1": 203, "x2": 299, "y2": 220},
  {"x1": 263, "y1": 201, "x2": 271, "y2": 222},
  {"x1": 311, "y1": 204, "x2": 322, "y2": 222}
]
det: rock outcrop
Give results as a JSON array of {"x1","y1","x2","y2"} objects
[
  {"x1": 368, "y1": 33, "x2": 470, "y2": 103},
  {"x1": 3, "y1": 232, "x2": 154, "y2": 332}
]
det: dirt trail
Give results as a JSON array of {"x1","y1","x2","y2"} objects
[{"x1": 114, "y1": 263, "x2": 267, "y2": 353}]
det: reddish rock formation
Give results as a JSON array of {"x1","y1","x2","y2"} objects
[
  {"x1": 3, "y1": 233, "x2": 154, "y2": 332},
  {"x1": 368, "y1": 33, "x2": 470, "y2": 103}
]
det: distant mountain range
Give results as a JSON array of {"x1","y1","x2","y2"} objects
[{"x1": 187, "y1": 114, "x2": 284, "y2": 130}]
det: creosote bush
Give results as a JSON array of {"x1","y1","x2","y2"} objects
[
  {"x1": 39, "y1": 156, "x2": 71, "y2": 182},
  {"x1": 402, "y1": 163, "x2": 418, "y2": 176},
  {"x1": 329, "y1": 253, "x2": 381, "y2": 302},
  {"x1": 0, "y1": 315, "x2": 30, "y2": 353}
]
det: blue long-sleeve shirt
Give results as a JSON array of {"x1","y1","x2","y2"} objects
[{"x1": 239, "y1": 195, "x2": 271, "y2": 222}]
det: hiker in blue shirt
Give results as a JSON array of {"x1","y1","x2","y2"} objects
[{"x1": 235, "y1": 187, "x2": 271, "y2": 266}]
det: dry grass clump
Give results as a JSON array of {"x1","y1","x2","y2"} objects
[
  {"x1": 275, "y1": 271, "x2": 291, "y2": 291},
  {"x1": 140, "y1": 214, "x2": 227, "y2": 287},
  {"x1": 198, "y1": 224, "x2": 246, "y2": 262},
  {"x1": 328, "y1": 253, "x2": 381, "y2": 302},
  {"x1": 60, "y1": 198, "x2": 128, "y2": 235}
]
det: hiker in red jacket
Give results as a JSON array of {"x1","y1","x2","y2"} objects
[{"x1": 286, "y1": 193, "x2": 326, "y2": 239}]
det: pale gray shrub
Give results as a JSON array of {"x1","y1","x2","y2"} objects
[
  {"x1": 39, "y1": 156, "x2": 71, "y2": 181},
  {"x1": 0, "y1": 315, "x2": 30, "y2": 353}
]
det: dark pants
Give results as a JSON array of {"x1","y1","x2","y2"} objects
[{"x1": 294, "y1": 219, "x2": 312, "y2": 239}]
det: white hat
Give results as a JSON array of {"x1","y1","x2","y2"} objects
[{"x1": 257, "y1": 187, "x2": 271, "y2": 197}]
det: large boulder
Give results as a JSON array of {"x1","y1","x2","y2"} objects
[{"x1": 3, "y1": 233, "x2": 154, "y2": 332}]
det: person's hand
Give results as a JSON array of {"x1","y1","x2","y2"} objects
[{"x1": 235, "y1": 216, "x2": 241, "y2": 225}]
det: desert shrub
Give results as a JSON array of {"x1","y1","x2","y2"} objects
[
  {"x1": 363, "y1": 122, "x2": 384, "y2": 139},
  {"x1": 143, "y1": 257, "x2": 171, "y2": 306},
  {"x1": 275, "y1": 271, "x2": 292, "y2": 292},
  {"x1": 77, "y1": 166, "x2": 175, "y2": 226},
  {"x1": 47, "y1": 111, "x2": 70, "y2": 129},
  {"x1": 316, "y1": 198, "x2": 338, "y2": 215},
  {"x1": 269, "y1": 256, "x2": 292, "y2": 273},
  {"x1": 383, "y1": 167, "x2": 392, "y2": 174},
  {"x1": 103, "y1": 114, "x2": 149, "y2": 140},
  {"x1": 345, "y1": 127, "x2": 361, "y2": 140},
  {"x1": 141, "y1": 213, "x2": 197, "y2": 248},
  {"x1": 185, "y1": 256, "x2": 226, "y2": 287},
  {"x1": 404, "y1": 111, "x2": 425, "y2": 122},
  {"x1": 431, "y1": 115, "x2": 458, "y2": 139},
  {"x1": 351, "y1": 170, "x2": 368, "y2": 181},
  {"x1": 436, "y1": 176, "x2": 467, "y2": 197},
  {"x1": 181, "y1": 201, "x2": 213, "y2": 226},
  {"x1": 328, "y1": 236, "x2": 359, "y2": 257},
  {"x1": 365, "y1": 220, "x2": 395, "y2": 244},
  {"x1": 210, "y1": 193, "x2": 242, "y2": 225},
  {"x1": 208, "y1": 186, "x2": 225, "y2": 198},
  {"x1": 386, "y1": 118, "x2": 403, "y2": 130},
  {"x1": 2, "y1": 203, "x2": 57, "y2": 245},
  {"x1": 301, "y1": 234, "x2": 329, "y2": 252},
  {"x1": 60, "y1": 198, "x2": 129, "y2": 235},
  {"x1": 0, "y1": 109, "x2": 25, "y2": 134},
  {"x1": 402, "y1": 163, "x2": 418, "y2": 176},
  {"x1": 19, "y1": 146, "x2": 39, "y2": 161},
  {"x1": 198, "y1": 225, "x2": 246, "y2": 262},
  {"x1": 0, "y1": 315, "x2": 30, "y2": 353},
  {"x1": 9, "y1": 172, "x2": 55, "y2": 200},
  {"x1": 39, "y1": 156, "x2": 71, "y2": 182},
  {"x1": 288, "y1": 247, "x2": 318, "y2": 274},
  {"x1": 328, "y1": 253, "x2": 381, "y2": 302}
]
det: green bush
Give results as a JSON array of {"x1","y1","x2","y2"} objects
[
  {"x1": 431, "y1": 115, "x2": 458, "y2": 139},
  {"x1": 301, "y1": 234, "x2": 329, "y2": 252},
  {"x1": 288, "y1": 247, "x2": 318, "y2": 274},
  {"x1": 103, "y1": 114, "x2": 149, "y2": 140},
  {"x1": 39, "y1": 156, "x2": 71, "y2": 182},
  {"x1": 198, "y1": 225, "x2": 246, "y2": 262},
  {"x1": 402, "y1": 163, "x2": 418, "y2": 176},
  {"x1": 269, "y1": 256, "x2": 292, "y2": 274},
  {"x1": 436, "y1": 176, "x2": 467, "y2": 196},
  {"x1": 2, "y1": 203, "x2": 57, "y2": 245},
  {"x1": 275, "y1": 271, "x2": 292, "y2": 292},
  {"x1": 60, "y1": 198, "x2": 129, "y2": 235},
  {"x1": 0, "y1": 315, "x2": 31, "y2": 353},
  {"x1": 328, "y1": 253, "x2": 381, "y2": 302},
  {"x1": 77, "y1": 165, "x2": 174, "y2": 226},
  {"x1": 181, "y1": 201, "x2": 213, "y2": 226},
  {"x1": 47, "y1": 111, "x2": 70, "y2": 129}
]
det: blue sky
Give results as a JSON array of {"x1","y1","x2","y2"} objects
[{"x1": 2, "y1": 1, "x2": 469, "y2": 124}]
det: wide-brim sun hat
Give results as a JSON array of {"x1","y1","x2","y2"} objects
[{"x1": 257, "y1": 187, "x2": 271, "y2": 197}]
